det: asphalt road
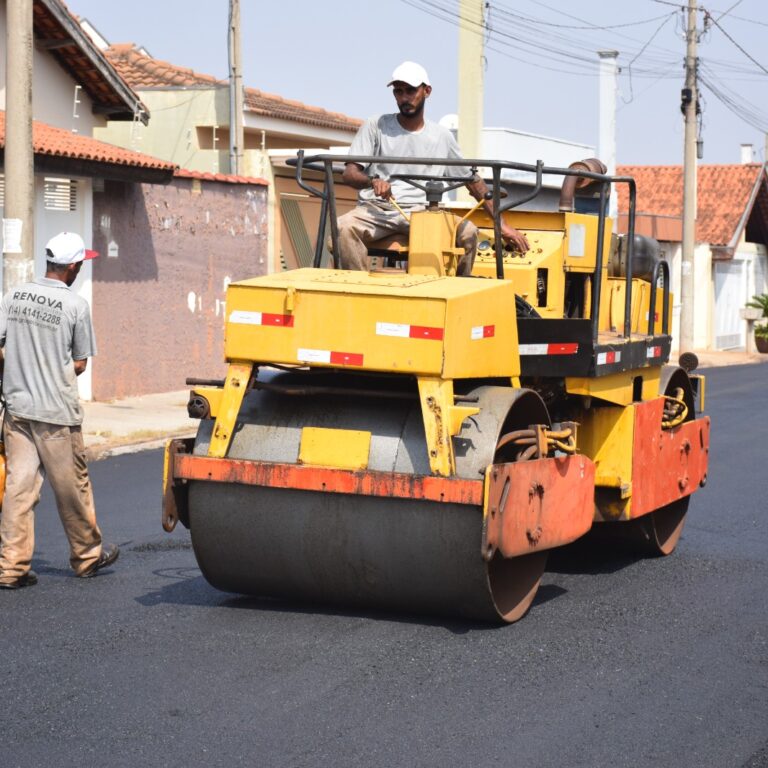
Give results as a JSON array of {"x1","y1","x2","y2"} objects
[{"x1": 2, "y1": 363, "x2": 766, "y2": 768}]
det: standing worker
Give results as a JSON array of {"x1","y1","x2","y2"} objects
[
  {"x1": 0, "y1": 232, "x2": 118, "y2": 589},
  {"x1": 337, "y1": 61, "x2": 529, "y2": 273}
]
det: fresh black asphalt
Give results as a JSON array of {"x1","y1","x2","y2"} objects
[{"x1": 1, "y1": 363, "x2": 766, "y2": 767}]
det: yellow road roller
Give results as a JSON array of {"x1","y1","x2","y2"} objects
[{"x1": 162, "y1": 154, "x2": 710, "y2": 623}]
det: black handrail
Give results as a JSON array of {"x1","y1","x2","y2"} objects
[
  {"x1": 591, "y1": 182, "x2": 608, "y2": 345},
  {"x1": 623, "y1": 177, "x2": 637, "y2": 338},
  {"x1": 648, "y1": 258, "x2": 671, "y2": 335}
]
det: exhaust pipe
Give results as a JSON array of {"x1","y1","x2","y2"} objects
[{"x1": 558, "y1": 158, "x2": 607, "y2": 212}]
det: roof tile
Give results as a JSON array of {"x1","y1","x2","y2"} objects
[
  {"x1": 0, "y1": 110, "x2": 176, "y2": 171},
  {"x1": 617, "y1": 163, "x2": 766, "y2": 246},
  {"x1": 104, "y1": 44, "x2": 361, "y2": 133},
  {"x1": 174, "y1": 168, "x2": 268, "y2": 186}
]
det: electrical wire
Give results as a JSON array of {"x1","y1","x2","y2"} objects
[
  {"x1": 400, "y1": 0, "x2": 681, "y2": 78},
  {"x1": 622, "y1": 12, "x2": 679, "y2": 103},
  {"x1": 699, "y1": 65, "x2": 768, "y2": 132},
  {"x1": 398, "y1": 0, "x2": 599, "y2": 73},
  {"x1": 489, "y1": 6, "x2": 675, "y2": 31},
  {"x1": 703, "y1": 8, "x2": 768, "y2": 75},
  {"x1": 398, "y1": 0, "x2": 768, "y2": 140}
]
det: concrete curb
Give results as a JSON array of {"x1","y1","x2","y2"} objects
[{"x1": 85, "y1": 429, "x2": 195, "y2": 462}]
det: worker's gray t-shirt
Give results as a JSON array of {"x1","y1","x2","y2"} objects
[
  {"x1": 0, "y1": 277, "x2": 96, "y2": 426},
  {"x1": 349, "y1": 114, "x2": 473, "y2": 207}
]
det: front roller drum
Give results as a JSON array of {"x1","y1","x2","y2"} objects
[{"x1": 189, "y1": 482, "x2": 546, "y2": 622}]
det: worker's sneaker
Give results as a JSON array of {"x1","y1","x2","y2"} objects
[
  {"x1": 0, "y1": 570, "x2": 38, "y2": 590},
  {"x1": 79, "y1": 544, "x2": 120, "y2": 578}
]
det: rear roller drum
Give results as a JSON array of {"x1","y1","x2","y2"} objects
[
  {"x1": 638, "y1": 366, "x2": 695, "y2": 556},
  {"x1": 629, "y1": 366, "x2": 696, "y2": 556}
]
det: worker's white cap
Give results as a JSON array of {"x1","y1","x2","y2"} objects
[
  {"x1": 387, "y1": 61, "x2": 431, "y2": 88},
  {"x1": 45, "y1": 232, "x2": 99, "y2": 265}
]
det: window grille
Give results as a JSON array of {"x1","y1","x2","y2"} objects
[{"x1": 44, "y1": 177, "x2": 78, "y2": 211}]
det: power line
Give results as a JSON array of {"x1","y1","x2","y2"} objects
[
  {"x1": 402, "y1": 0, "x2": 682, "y2": 79},
  {"x1": 699, "y1": 62, "x2": 768, "y2": 131},
  {"x1": 703, "y1": 8, "x2": 768, "y2": 75},
  {"x1": 490, "y1": 6, "x2": 675, "y2": 31},
  {"x1": 718, "y1": 12, "x2": 768, "y2": 27},
  {"x1": 398, "y1": 0, "x2": 600, "y2": 72},
  {"x1": 622, "y1": 12, "x2": 678, "y2": 103},
  {"x1": 713, "y1": 0, "x2": 744, "y2": 21}
]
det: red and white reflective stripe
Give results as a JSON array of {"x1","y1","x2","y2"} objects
[
  {"x1": 298, "y1": 348, "x2": 364, "y2": 366},
  {"x1": 375, "y1": 322, "x2": 444, "y2": 341},
  {"x1": 647, "y1": 345, "x2": 662, "y2": 358},
  {"x1": 519, "y1": 343, "x2": 579, "y2": 356},
  {"x1": 229, "y1": 310, "x2": 294, "y2": 327},
  {"x1": 471, "y1": 325, "x2": 495, "y2": 340},
  {"x1": 597, "y1": 350, "x2": 621, "y2": 365}
]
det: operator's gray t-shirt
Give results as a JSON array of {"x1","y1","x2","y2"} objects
[
  {"x1": 0, "y1": 277, "x2": 96, "y2": 426},
  {"x1": 349, "y1": 114, "x2": 473, "y2": 207}
]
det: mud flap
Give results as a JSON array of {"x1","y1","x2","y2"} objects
[
  {"x1": 482, "y1": 454, "x2": 596, "y2": 560},
  {"x1": 162, "y1": 437, "x2": 195, "y2": 532}
]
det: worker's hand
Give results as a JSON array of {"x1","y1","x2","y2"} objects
[
  {"x1": 501, "y1": 222, "x2": 529, "y2": 254},
  {"x1": 371, "y1": 177, "x2": 392, "y2": 200}
]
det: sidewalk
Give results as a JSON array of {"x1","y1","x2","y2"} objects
[
  {"x1": 81, "y1": 349, "x2": 767, "y2": 460},
  {"x1": 83, "y1": 389, "x2": 195, "y2": 460}
]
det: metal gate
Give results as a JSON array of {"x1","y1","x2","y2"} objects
[{"x1": 714, "y1": 259, "x2": 747, "y2": 349}]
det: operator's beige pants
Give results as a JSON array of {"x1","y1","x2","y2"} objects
[
  {"x1": 0, "y1": 413, "x2": 102, "y2": 582},
  {"x1": 336, "y1": 204, "x2": 478, "y2": 275}
]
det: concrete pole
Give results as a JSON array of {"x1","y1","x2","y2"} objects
[
  {"x1": 3, "y1": 0, "x2": 35, "y2": 292},
  {"x1": 457, "y1": 0, "x2": 484, "y2": 163},
  {"x1": 597, "y1": 50, "x2": 619, "y2": 219},
  {"x1": 680, "y1": 0, "x2": 698, "y2": 353},
  {"x1": 228, "y1": 0, "x2": 244, "y2": 175}
]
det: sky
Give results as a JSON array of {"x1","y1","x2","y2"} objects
[{"x1": 68, "y1": 0, "x2": 768, "y2": 166}]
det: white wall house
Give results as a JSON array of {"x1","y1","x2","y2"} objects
[{"x1": 0, "y1": 0, "x2": 160, "y2": 397}]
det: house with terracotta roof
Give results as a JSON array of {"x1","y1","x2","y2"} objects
[
  {"x1": 84, "y1": 39, "x2": 362, "y2": 273},
  {"x1": 0, "y1": 0, "x2": 161, "y2": 398},
  {"x1": 0, "y1": 0, "x2": 271, "y2": 399},
  {"x1": 617, "y1": 161, "x2": 768, "y2": 351}
]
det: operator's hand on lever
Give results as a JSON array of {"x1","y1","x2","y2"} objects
[
  {"x1": 500, "y1": 221, "x2": 529, "y2": 254},
  {"x1": 371, "y1": 177, "x2": 392, "y2": 200}
]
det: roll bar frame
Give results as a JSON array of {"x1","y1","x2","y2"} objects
[{"x1": 288, "y1": 152, "x2": 665, "y2": 342}]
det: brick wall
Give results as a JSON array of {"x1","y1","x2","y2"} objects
[{"x1": 91, "y1": 176, "x2": 268, "y2": 400}]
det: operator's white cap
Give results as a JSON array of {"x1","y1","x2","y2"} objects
[
  {"x1": 387, "y1": 61, "x2": 431, "y2": 88},
  {"x1": 45, "y1": 231, "x2": 99, "y2": 265}
]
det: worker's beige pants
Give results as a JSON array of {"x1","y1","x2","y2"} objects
[
  {"x1": 336, "y1": 204, "x2": 478, "y2": 275},
  {"x1": 0, "y1": 413, "x2": 102, "y2": 583}
]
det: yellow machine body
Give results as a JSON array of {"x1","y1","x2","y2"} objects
[{"x1": 225, "y1": 268, "x2": 520, "y2": 379}]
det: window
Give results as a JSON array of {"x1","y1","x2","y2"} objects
[{"x1": 44, "y1": 177, "x2": 78, "y2": 211}]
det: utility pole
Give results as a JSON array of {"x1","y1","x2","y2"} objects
[
  {"x1": 3, "y1": 0, "x2": 35, "y2": 292},
  {"x1": 228, "y1": 0, "x2": 244, "y2": 176},
  {"x1": 680, "y1": 0, "x2": 698, "y2": 353},
  {"x1": 457, "y1": 0, "x2": 484, "y2": 161}
]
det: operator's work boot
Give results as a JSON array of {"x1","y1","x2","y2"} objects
[
  {"x1": 79, "y1": 543, "x2": 120, "y2": 578},
  {"x1": 0, "y1": 570, "x2": 39, "y2": 589}
]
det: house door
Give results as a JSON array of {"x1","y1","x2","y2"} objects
[{"x1": 714, "y1": 259, "x2": 747, "y2": 349}]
